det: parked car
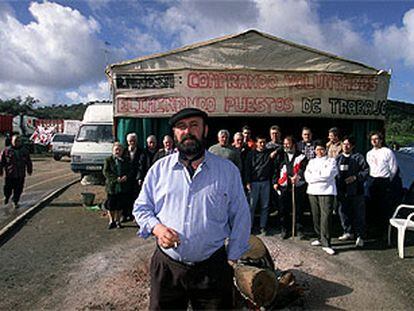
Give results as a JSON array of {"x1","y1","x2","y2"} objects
[{"x1": 51, "y1": 133, "x2": 75, "y2": 160}]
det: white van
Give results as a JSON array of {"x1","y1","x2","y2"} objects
[{"x1": 70, "y1": 104, "x2": 114, "y2": 176}]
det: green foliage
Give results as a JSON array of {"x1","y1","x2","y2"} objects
[
  {"x1": 386, "y1": 100, "x2": 414, "y2": 146},
  {"x1": 0, "y1": 96, "x2": 37, "y2": 115},
  {"x1": 35, "y1": 103, "x2": 88, "y2": 120},
  {"x1": 0, "y1": 96, "x2": 95, "y2": 120},
  {"x1": 0, "y1": 96, "x2": 413, "y2": 146}
]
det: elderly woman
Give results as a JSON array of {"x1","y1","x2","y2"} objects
[
  {"x1": 103, "y1": 142, "x2": 131, "y2": 229},
  {"x1": 305, "y1": 141, "x2": 338, "y2": 255}
]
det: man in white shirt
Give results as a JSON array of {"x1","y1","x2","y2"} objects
[{"x1": 366, "y1": 131, "x2": 398, "y2": 236}]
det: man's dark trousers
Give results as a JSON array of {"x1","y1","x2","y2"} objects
[
  {"x1": 279, "y1": 185, "x2": 305, "y2": 234},
  {"x1": 149, "y1": 246, "x2": 233, "y2": 310},
  {"x1": 338, "y1": 194, "x2": 366, "y2": 238},
  {"x1": 4, "y1": 177, "x2": 25, "y2": 204}
]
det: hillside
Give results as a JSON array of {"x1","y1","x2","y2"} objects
[
  {"x1": 0, "y1": 97, "x2": 110, "y2": 121},
  {"x1": 386, "y1": 100, "x2": 414, "y2": 146},
  {"x1": 1, "y1": 97, "x2": 413, "y2": 145}
]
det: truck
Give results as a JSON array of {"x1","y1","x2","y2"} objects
[
  {"x1": 12, "y1": 115, "x2": 37, "y2": 136},
  {"x1": 70, "y1": 104, "x2": 114, "y2": 176},
  {"x1": 63, "y1": 120, "x2": 82, "y2": 135},
  {"x1": 0, "y1": 114, "x2": 13, "y2": 134}
]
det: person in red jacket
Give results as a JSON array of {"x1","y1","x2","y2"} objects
[{"x1": 0, "y1": 134, "x2": 33, "y2": 208}]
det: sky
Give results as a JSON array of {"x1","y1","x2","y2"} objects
[{"x1": 1, "y1": 0, "x2": 414, "y2": 106}]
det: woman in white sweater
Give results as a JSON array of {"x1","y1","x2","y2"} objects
[{"x1": 305, "y1": 141, "x2": 338, "y2": 255}]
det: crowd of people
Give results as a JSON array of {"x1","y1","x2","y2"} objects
[
  {"x1": 103, "y1": 118, "x2": 401, "y2": 255},
  {"x1": 205, "y1": 125, "x2": 399, "y2": 255}
]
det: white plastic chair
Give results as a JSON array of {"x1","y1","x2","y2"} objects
[{"x1": 388, "y1": 204, "x2": 414, "y2": 259}]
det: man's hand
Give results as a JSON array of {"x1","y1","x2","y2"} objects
[
  {"x1": 273, "y1": 183, "x2": 279, "y2": 191},
  {"x1": 290, "y1": 174, "x2": 299, "y2": 185},
  {"x1": 153, "y1": 224, "x2": 180, "y2": 249},
  {"x1": 345, "y1": 175, "x2": 357, "y2": 184},
  {"x1": 119, "y1": 175, "x2": 127, "y2": 183},
  {"x1": 227, "y1": 260, "x2": 238, "y2": 268},
  {"x1": 246, "y1": 183, "x2": 251, "y2": 192}
]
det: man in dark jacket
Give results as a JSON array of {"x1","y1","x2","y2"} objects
[
  {"x1": 137, "y1": 135, "x2": 158, "y2": 185},
  {"x1": 296, "y1": 127, "x2": 316, "y2": 160},
  {"x1": 123, "y1": 132, "x2": 142, "y2": 222},
  {"x1": 336, "y1": 136, "x2": 369, "y2": 247},
  {"x1": 273, "y1": 136, "x2": 307, "y2": 239},
  {"x1": 0, "y1": 134, "x2": 33, "y2": 208},
  {"x1": 152, "y1": 135, "x2": 175, "y2": 164},
  {"x1": 245, "y1": 135, "x2": 278, "y2": 235}
]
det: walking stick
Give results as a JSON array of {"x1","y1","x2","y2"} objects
[{"x1": 292, "y1": 182, "x2": 296, "y2": 239}]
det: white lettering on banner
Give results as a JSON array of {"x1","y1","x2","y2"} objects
[{"x1": 113, "y1": 70, "x2": 389, "y2": 119}]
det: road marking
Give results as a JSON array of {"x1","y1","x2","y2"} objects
[
  {"x1": 25, "y1": 172, "x2": 76, "y2": 191},
  {"x1": 0, "y1": 172, "x2": 76, "y2": 201},
  {"x1": 26, "y1": 166, "x2": 69, "y2": 180}
]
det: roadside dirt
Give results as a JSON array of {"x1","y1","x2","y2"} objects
[{"x1": 0, "y1": 182, "x2": 413, "y2": 310}]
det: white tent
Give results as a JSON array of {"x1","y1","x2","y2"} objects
[{"x1": 107, "y1": 29, "x2": 389, "y2": 121}]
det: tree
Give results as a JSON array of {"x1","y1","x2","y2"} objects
[{"x1": 0, "y1": 96, "x2": 37, "y2": 115}]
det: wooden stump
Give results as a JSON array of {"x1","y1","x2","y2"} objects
[
  {"x1": 234, "y1": 265, "x2": 278, "y2": 307},
  {"x1": 240, "y1": 235, "x2": 275, "y2": 270}
]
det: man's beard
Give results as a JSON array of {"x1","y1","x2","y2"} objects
[{"x1": 176, "y1": 134, "x2": 205, "y2": 157}]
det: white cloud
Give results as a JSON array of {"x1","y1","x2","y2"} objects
[
  {"x1": 152, "y1": 0, "x2": 385, "y2": 69},
  {"x1": 123, "y1": 28, "x2": 163, "y2": 55},
  {"x1": 156, "y1": 0, "x2": 258, "y2": 46},
  {"x1": 2, "y1": 0, "x2": 414, "y2": 105},
  {"x1": 0, "y1": 82, "x2": 57, "y2": 105},
  {"x1": 64, "y1": 80, "x2": 110, "y2": 104},
  {"x1": 255, "y1": 0, "x2": 324, "y2": 47},
  {"x1": 0, "y1": 1, "x2": 107, "y2": 98},
  {"x1": 373, "y1": 8, "x2": 414, "y2": 67}
]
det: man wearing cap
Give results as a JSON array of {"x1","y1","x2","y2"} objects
[{"x1": 133, "y1": 108, "x2": 251, "y2": 310}]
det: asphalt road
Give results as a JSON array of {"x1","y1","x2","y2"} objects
[
  {"x1": 0, "y1": 182, "x2": 412, "y2": 310},
  {"x1": 0, "y1": 155, "x2": 79, "y2": 231}
]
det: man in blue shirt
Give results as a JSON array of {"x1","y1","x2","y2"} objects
[{"x1": 133, "y1": 108, "x2": 251, "y2": 310}]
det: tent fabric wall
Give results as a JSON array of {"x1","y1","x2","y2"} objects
[
  {"x1": 116, "y1": 116, "x2": 383, "y2": 155},
  {"x1": 353, "y1": 119, "x2": 384, "y2": 154},
  {"x1": 116, "y1": 117, "x2": 170, "y2": 148}
]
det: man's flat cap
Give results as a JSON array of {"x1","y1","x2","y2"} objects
[{"x1": 169, "y1": 108, "x2": 208, "y2": 126}]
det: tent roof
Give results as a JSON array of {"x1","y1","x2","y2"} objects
[{"x1": 107, "y1": 29, "x2": 385, "y2": 75}]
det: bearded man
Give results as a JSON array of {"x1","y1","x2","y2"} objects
[{"x1": 133, "y1": 108, "x2": 250, "y2": 310}]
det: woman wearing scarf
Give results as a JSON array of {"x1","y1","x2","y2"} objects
[{"x1": 103, "y1": 142, "x2": 131, "y2": 229}]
